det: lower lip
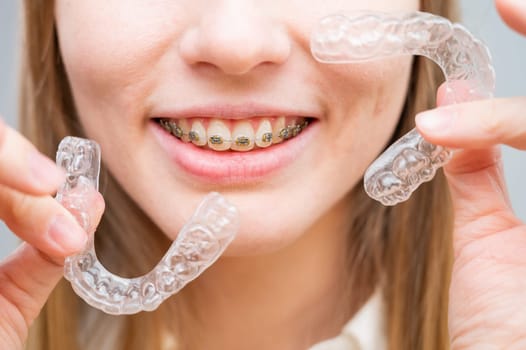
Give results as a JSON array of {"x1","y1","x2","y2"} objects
[{"x1": 149, "y1": 120, "x2": 318, "y2": 184}]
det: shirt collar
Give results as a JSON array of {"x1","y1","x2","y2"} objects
[{"x1": 308, "y1": 289, "x2": 386, "y2": 350}]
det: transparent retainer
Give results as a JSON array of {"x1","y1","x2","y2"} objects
[
  {"x1": 56, "y1": 137, "x2": 239, "y2": 315},
  {"x1": 311, "y1": 11, "x2": 496, "y2": 205}
]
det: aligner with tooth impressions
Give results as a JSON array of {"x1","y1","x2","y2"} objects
[
  {"x1": 311, "y1": 11, "x2": 495, "y2": 205},
  {"x1": 56, "y1": 137, "x2": 239, "y2": 314}
]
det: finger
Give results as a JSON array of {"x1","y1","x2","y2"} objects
[
  {"x1": 0, "y1": 189, "x2": 104, "y2": 342},
  {"x1": 436, "y1": 80, "x2": 478, "y2": 105},
  {"x1": 443, "y1": 147, "x2": 521, "y2": 255},
  {"x1": 496, "y1": 0, "x2": 526, "y2": 35},
  {"x1": 0, "y1": 117, "x2": 65, "y2": 195},
  {"x1": 0, "y1": 186, "x2": 104, "y2": 259},
  {"x1": 0, "y1": 244, "x2": 64, "y2": 345},
  {"x1": 415, "y1": 96, "x2": 526, "y2": 150}
]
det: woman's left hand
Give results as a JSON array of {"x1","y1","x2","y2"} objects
[
  {"x1": 416, "y1": 2, "x2": 526, "y2": 344},
  {"x1": 417, "y1": 94, "x2": 526, "y2": 348},
  {"x1": 416, "y1": 0, "x2": 526, "y2": 349}
]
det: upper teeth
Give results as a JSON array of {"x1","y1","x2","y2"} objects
[
  {"x1": 189, "y1": 120, "x2": 207, "y2": 146},
  {"x1": 159, "y1": 117, "x2": 309, "y2": 152},
  {"x1": 207, "y1": 119, "x2": 232, "y2": 151},
  {"x1": 231, "y1": 121, "x2": 254, "y2": 151}
]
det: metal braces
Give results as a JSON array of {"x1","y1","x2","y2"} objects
[{"x1": 159, "y1": 119, "x2": 310, "y2": 146}]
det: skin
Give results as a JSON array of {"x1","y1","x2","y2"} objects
[
  {"x1": 51, "y1": 1, "x2": 416, "y2": 347},
  {"x1": 0, "y1": 0, "x2": 525, "y2": 348},
  {"x1": 52, "y1": 0, "x2": 416, "y2": 257}
]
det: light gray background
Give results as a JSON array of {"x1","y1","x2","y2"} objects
[{"x1": 1, "y1": 1, "x2": 525, "y2": 260}]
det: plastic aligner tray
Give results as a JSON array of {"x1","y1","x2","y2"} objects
[
  {"x1": 56, "y1": 137, "x2": 239, "y2": 314},
  {"x1": 311, "y1": 11, "x2": 495, "y2": 205}
]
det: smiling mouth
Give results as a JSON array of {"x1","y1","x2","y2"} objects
[{"x1": 154, "y1": 116, "x2": 312, "y2": 152}]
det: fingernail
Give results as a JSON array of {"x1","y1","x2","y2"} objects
[
  {"x1": 29, "y1": 151, "x2": 65, "y2": 190},
  {"x1": 48, "y1": 214, "x2": 87, "y2": 253},
  {"x1": 416, "y1": 108, "x2": 454, "y2": 135}
]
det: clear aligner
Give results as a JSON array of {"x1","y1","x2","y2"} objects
[
  {"x1": 56, "y1": 137, "x2": 239, "y2": 314},
  {"x1": 311, "y1": 11, "x2": 496, "y2": 205}
]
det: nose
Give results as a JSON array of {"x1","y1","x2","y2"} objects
[{"x1": 178, "y1": 2, "x2": 291, "y2": 75}]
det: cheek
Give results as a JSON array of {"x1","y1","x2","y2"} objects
[
  {"x1": 324, "y1": 57, "x2": 413, "y2": 152},
  {"x1": 55, "y1": 1, "x2": 184, "y2": 109},
  {"x1": 311, "y1": 57, "x2": 413, "y2": 197}
]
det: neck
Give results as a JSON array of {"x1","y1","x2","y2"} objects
[{"x1": 176, "y1": 197, "x2": 368, "y2": 350}]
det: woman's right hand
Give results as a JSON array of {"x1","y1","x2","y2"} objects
[{"x1": 0, "y1": 117, "x2": 105, "y2": 349}]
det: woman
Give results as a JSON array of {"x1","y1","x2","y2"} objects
[{"x1": 1, "y1": 0, "x2": 525, "y2": 349}]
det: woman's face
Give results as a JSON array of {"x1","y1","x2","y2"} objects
[{"x1": 55, "y1": 0, "x2": 418, "y2": 255}]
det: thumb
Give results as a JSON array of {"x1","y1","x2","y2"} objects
[
  {"x1": 0, "y1": 243, "x2": 65, "y2": 348},
  {"x1": 443, "y1": 147, "x2": 521, "y2": 255}
]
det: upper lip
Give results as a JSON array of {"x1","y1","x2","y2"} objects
[{"x1": 151, "y1": 102, "x2": 322, "y2": 120}]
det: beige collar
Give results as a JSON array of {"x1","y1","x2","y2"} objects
[{"x1": 308, "y1": 290, "x2": 386, "y2": 350}]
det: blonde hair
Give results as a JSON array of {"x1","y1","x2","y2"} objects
[{"x1": 23, "y1": 1, "x2": 455, "y2": 349}]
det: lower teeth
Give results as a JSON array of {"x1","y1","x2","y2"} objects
[{"x1": 158, "y1": 119, "x2": 310, "y2": 151}]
